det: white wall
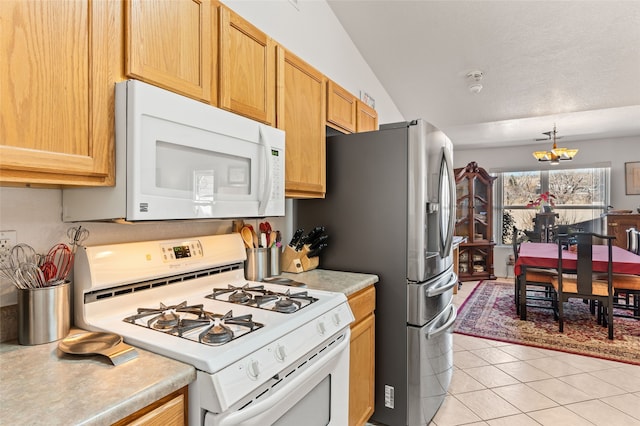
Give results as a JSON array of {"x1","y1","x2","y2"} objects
[{"x1": 454, "y1": 135, "x2": 640, "y2": 277}]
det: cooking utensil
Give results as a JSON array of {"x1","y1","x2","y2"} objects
[
  {"x1": 45, "y1": 243, "x2": 73, "y2": 282},
  {"x1": 307, "y1": 243, "x2": 328, "y2": 258},
  {"x1": 240, "y1": 226, "x2": 254, "y2": 248},
  {"x1": 289, "y1": 229, "x2": 304, "y2": 248},
  {"x1": 67, "y1": 226, "x2": 89, "y2": 253},
  {"x1": 9, "y1": 243, "x2": 38, "y2": 269},
  {"x1": 58, "y1": 331, "x2": 138, "y2": 366},
  {"x1": 248, "y1": 225, "x2": 259, "y2": 248},
  {"x1": 16, "y1": 263, "x2": 46, "y2": 289},
  {"x1": 309, "y1": 234, "x2": 328, "y2": 250}
]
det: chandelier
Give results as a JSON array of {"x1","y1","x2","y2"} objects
[{"x1": 532, "y1": 124, "x2": 578, "y2": 165}]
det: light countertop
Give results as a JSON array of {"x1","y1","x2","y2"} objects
[
  {"x1": 0, "y1": 270, "x2": 375, "y2": 425},
  {"x1": 0, "y1": 329, "x2": 195, "y2": 425},
  {"x1": 279, "y1": 268, "x2": 379, "y2": 296}
]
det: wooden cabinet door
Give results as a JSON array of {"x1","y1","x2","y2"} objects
[
  {"x1": 1, "y1": 0, "x2": 120, "y2": 186},
  {"x1": 605, "y1": 214, "x2": 640, "y2": 249},
  {"x1": 219, "y1": 5, "x2": 275, "y2": 125},
  {"x1": 126, "y1": 0, "x2": 214, "y2": 103},
  {"x1": 348, "y1": 286, "x2": 376, "y2": 426},
  {"x1": 113, "y1": 387, "x2": 187, "y2": 426},
  {"x1": 356, "y1": 100, "x2": 378, "y2": 132},
  {"x1": 327, "y1": 80, "x2": 357, "y2": 133},
  {"x1": 276, "y1": 46, "x2": 326, "y2": 198}
]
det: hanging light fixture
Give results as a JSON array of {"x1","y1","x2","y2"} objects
[{"x1": 532, "y1": 124, "x2": 578, "y2": 165}]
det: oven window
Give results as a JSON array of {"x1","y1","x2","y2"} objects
[{"x1": 273, "y1": 375, "x2": 331, "y2": 426}]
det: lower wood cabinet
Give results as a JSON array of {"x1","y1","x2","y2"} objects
[
  {"x1": 347, "y1": 285, "x2": 376, "y2": 426},
  {"x1": 113, "y1": 386, "x2": 187, "y2": 426}
]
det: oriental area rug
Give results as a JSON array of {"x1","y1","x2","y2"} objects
[{"x1": 454, "y1": 279, "x2": 640, "y2": 366}]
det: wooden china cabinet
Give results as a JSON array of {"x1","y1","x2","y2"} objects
[{"x1": 455, "y1": 162, "x2": 497, "y2": 281}]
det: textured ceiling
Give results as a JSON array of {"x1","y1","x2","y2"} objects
[{"x1": 328, "y1": 0, "x2": 640, "y2": 149}]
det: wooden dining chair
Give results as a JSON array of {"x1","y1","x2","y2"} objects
[
  {"x1": 552, "y1": 232, "x2": 615, "y2": 340},
  {"x1": 513, "y1": 226, "x2": 556, "y2": 316}
]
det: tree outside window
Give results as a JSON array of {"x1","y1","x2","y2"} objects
[{"x1": 495, "y1": 167, "x2": 609, "y2": 244}]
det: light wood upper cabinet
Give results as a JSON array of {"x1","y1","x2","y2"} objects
[
  {"x1": 276, "y1": 46, "x2": 327, "y2": 198},
  {"x1": 348, "y1": 286, "x2": 376, "y2": 426},
  {"x1": 219, "y1": 5, "x2": 275, "y2": 125},
  {"x1": 0, "y1": 0, "x2": 120, "y2": 186},
  {"x1": 126, "y1": 0, "x2": 214, "y2": 103},
  {"x1": 326, "y1": 80, "x2": 357, "y2": 134},
  {"x1": 356, "y1": 100, "x2": 378, "y2": 132}
]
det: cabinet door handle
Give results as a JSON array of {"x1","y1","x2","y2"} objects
[{"x1": 609, "y1": 222, "x2": 618, "y2": 226}]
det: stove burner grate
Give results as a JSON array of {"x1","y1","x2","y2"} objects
[
  {"x1": 208, "y1": 284, "x2": 319, "y2": 314},
  {"x1": 123, "y1": 302, "x2": 263, "y2": 345}
]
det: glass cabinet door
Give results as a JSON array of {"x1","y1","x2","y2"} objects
[
  {"x1": 455, "y1": 177, "x2": 470, "y2": 238},
  {"x1": 473, "y1": 177, "x2": 489, "y2": 242}
]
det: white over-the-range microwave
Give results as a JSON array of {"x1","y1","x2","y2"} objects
[{"x1": 63, "y1": 80, "x2": 285, "y2": 222}]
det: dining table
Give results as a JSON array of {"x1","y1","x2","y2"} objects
[{"x1": 514, "y1": 242, "x2": 640, "y2": 320}]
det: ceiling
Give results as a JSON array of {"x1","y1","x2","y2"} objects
[{"x1": 327, "y1": 0, "x2": 640, "y2": 149}]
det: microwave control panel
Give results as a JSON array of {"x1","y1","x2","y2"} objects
[{"x1": 270, "y1": 148, "x2": 284, "y2": 201}]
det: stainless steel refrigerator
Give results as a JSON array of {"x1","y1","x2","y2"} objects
[{"x1": 295, "y1": 120, "x2": 458, "y2": 426}]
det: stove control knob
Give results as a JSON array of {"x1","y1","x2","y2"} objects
[
  {"x1": 317, "y1": 320, "x2": 327, "y2": 335},
  {"x1": 246, "y1": 359, "x2": 260, "y2": 380},
  {"x1": 274, "y1": 344, "x2": 287, "y2": 362},
  {"x1": 332, "y1": 312, "x2": 342, "y2": 326}
]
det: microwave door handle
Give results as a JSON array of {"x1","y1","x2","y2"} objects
[{"x1": 258, "y1": 126, "x2": 272, "y2": 216}]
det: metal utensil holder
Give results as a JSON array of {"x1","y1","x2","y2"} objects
[{"x1": 18, "y1": 281, "x2": 71, "y2": 345}]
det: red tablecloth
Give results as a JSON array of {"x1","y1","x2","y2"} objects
[{"x1": 514, "y1": 242, "x2": 640, "y2": 276}]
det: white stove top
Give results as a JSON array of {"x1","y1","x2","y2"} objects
[{"x1": 73, "y1": 233, "x2": 353, "y2": 374}]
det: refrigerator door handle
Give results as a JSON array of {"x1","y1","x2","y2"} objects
[
  {"x1": 425, "y1": 304, "x2": 457, "y2": 339},
  {"x1": 425, "y1": 272, "x2": 458, "y2": 297},
  {"x1": 441, "y1": 146, "x2": 456, "y2": 258}
]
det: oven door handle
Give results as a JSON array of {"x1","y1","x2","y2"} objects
[
  {"x1": 206, "y1": 329, "x2": 350, "y2": 426},
  {"x1": 425, "y1": 272, "x2": 458, "y2": 297},
  {"x1": 425, "y1": 304, "x2": 457, "y2": 340}
]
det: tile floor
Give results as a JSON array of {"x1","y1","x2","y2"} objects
[{"x1": 368, "y1": 280, "x2": 640, "y2": 426}]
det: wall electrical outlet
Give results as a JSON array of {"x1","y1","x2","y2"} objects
[{"x1": 0, "y1": 230, "x2": 17, "y2": 263}]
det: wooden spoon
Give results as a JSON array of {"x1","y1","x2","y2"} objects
[{"x1": 241, "y1": 226, "x2": 254, "y2": 248}]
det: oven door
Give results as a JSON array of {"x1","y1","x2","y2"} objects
[{"x1": 204, "y1": 328, "x2": 350, "y2": 426}]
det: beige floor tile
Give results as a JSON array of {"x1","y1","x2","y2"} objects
[
  {"x1": 526, "y1": 378, "x2": 592, "y2": 405},
  {"x1": 454, "y1": 351, "x2": 490, "y2": 369},
  {"x1": 558, "y1": 372, "x2": 626, "y2": 398},
  {"x1": 495, "y1": 360, "x2": 553, "y2": 382},
  {"x1": 455, "y1": 389, "x2": 520, "y2": 420},
  {"x1": 448, "y1": 370, "x2": 486, "y2": 394},
  {"x1": 565, "y1": 399, "x2": 640, "y2": 426},
  {"x1": 454, "y1": 334, "x2": 497, "y2": 351},
  {"x1": 525, "y1": 356, "x2": 584, "y2": 377},
  {"x1": 601, "y1": 393, "x2": 640, "y2": 420},
  {"x1": 471, "y1": 347, "x2": 520, "y2": 364},
  {"x1": 486, "y1": 414, "x2": 540, "y2": 426},
  {"x1": 431, "y1": 395, "x2": 483, "y2": 426},
  {"x1": 495, "y1": 344, "x2": 553, "y2": 361},
  {"x1": 492, "y1": 383, "x2": 557, "y2": 412},
  {"x1": 554, "y1": 352, "x2": 628, "y2": 372},
  {"x1": 590, "y1": 368, "x2": 640, "y2": 393},
  {"x1": 464, "y1": 365, "x2": 520, "y2": 388},
  {"x1": 527, "y1": 406, "x2": 593, "y2": 426}
]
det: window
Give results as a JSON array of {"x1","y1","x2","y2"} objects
[{"x1": 494, "y1": 166, "x2": 610, "y2": 244}]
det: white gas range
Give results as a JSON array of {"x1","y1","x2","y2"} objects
[{"x1": 73, "y1": 233, "x2": 354, "y2": 426}]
